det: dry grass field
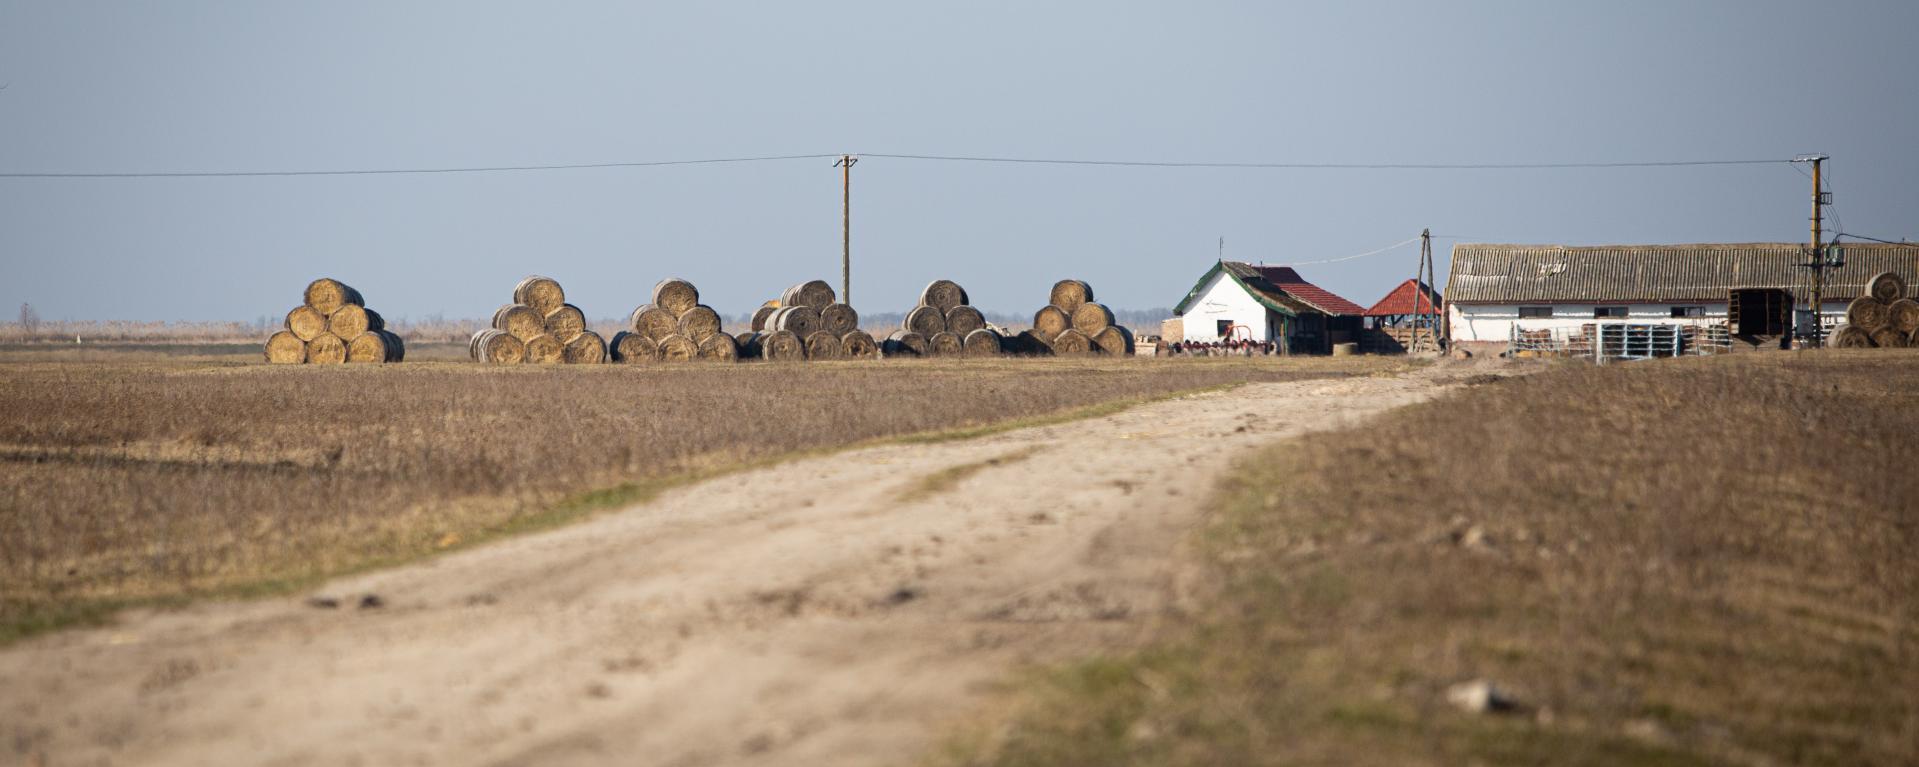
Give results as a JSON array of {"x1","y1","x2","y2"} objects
[
  {"x1": 0, "y1": 351, "x2": 1402, "y2": 642},
  {"x1": 945, "y1": 351, "x2": 1919, "y2": 766}
]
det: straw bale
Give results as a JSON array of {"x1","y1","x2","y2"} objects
[
  {"x1": 1032, "y1": 305, "x2": 1070, "y2": 338},
  {"x1": 327, "y1": 305, "x2": 381, "y2": 339},
  {"x1": 1050, "y1": 328, "x2": 1093, "y2": 356},
  {"x1": 1868, "y1": 271, "x2": 1908, "y2": 304},
  {"x1": 564, "y1": 331, "x2": 608, "y2": 364},
  {"x1": 495, "y1": 303, "x2": 546, "y2": 341},
  {"x1": 819, "y1": 303, "x2": 860, "y2": 336},
  {"x1": 657, "y1": 334, "x2": 700, "y2": 362},
  {"x1": 1090, "y1": 325, "x2": 1134, "y2": 356},
  {"x1": 344, "y1": 332, "x2": 384, "y2": 363},
  {"x1": 961, "y1": 329, "x2": 1002, "y2": 357},
  {"x1": 1071, "y1": 302, "x2": 1114, "y2": 335},
  {"x1": 1845, "y1": 297, "x2": 1890, "y2": 331},
  {"x1": 304, "y1": 278, "x2": 363, "y2": 315},
  {"x1": 306, "y1": 333, "x2": 348, "y2": 364},
  {"x1": 761, "y1": 329, "x2": 805, "y2": 361},
  {"x1": 804, "y1": 330, "x2": 844, "y2": 360},
  {"x1": 1830, "y1": 324, "x2": 1871, "y2": 349},
  {"x1": 286, "y1": 305, "x2": 328, "y2": 341},
  {"x1": 919, "y1": 280, "x2": 968, "y2": 313},
  {"x1": 1048, "y1": 279, "x2": 1094, "y2": 314},
  {"x1": 513, "y1": 275, "x2": 566, "y2": 315},
  {"x1": 782, "y1": 280, "x2": 836, "y2": 309},
  {"x1": 736, "y1": 332, "x2": 764, "y2": 360},
  {"x1": 773, "y1": 305, "x2": 821, "y2": 338},
  {"x1": 677, "y1": 304, "x2": 723, "y2": 342},
  {"x1": 884, "y1": 330, "x2": 928, "y2": 357},
  {"x1": 928, "y1": 331, "x2": 964, "y2": 357},
  {"x1": 524, "y1": 334, "x2": 565, "y2": 364},
  {"x1": 630, "y1": 304, "x2": 678, "y2": 341},
  {"x1": 610, "y1": 331, "x2": 660, "y2": 363},
  {"x1": 379, "y1": 330, "x2": 406, "y2": 362},
  {"x1": 544, "y1": 303, "x2": 587, "y2": 342},
  {"x1": 1010, "y1": 330, "x2": 1054, "y2": 356},
  {"x1": 1888, "y1": 299, "x2": 1919, "y2": 335},
  {"x1": 479, "y1": 330, "x2": 525, "y2": 364},
  {"x1": 652, "y1": 278, "x2": 700, "y2": 316},
  {"x1": 842, "y1": 330, "x2": 879, "y2": 359},
  {"x1": 264, "y1": 331, "x2": 307, "y2": 364},
  {"x1": 906, "y1": 305, "x2": 946, "y2": 336},
  {"x1": 946, "y1": 305, "x2": 986, "y2": 336},
  {"x1": 695, "y1": 333, "x2": 737, "y2": 362},
  {"x1": 1870, "y1": 327, "x2": 1908, "y2": 348},
  {"x1": 751, "y1": 304, "x2": 780, "y2": 332}
]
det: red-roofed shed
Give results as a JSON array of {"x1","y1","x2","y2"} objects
[{"x1": 1363, "y1": 279, "x2": 1444, "y2": 319}]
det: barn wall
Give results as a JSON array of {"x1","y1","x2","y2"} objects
[
  {"x1": 1448, "y1": 300, "x2": 1854, "y2": 342},
  {"x1": 1179, "y1": 272, "x2": 1274, "y2": 342}
]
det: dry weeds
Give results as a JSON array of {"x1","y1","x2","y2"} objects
[{"x1": 949, "y1": 351, "x2": 1919, "y2": 767}]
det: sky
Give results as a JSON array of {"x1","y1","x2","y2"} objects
[{"x1": 2, "y1": 1, "x2": 1915, "y2": 322}]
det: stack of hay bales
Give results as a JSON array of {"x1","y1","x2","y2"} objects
[
  {"x1": 1831, "y1": 272, "x2": 1917, "y2": 349},
  {"x1": 887, "y1": 279, "x2": 1002, "y2": 358},
  {"x1": 610, "y1": 278, "x2": 736, "y2": 363},
  {"x1": 470, "y1": 275, "x2": 606, "y2": 365},
  {"x1": 265, "y1": 278, "x2": 405, "y2": 364},
  {"x1": 740, "y1": 279, "x2": 878, "y2": 361},
  {"x1": 1016, "y1": 279, "x2": 1134, "y2": 357}
]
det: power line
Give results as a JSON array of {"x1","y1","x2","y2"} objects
[
  {"x1": 861, "y1": 153, "x2": 1794, "y2": 170},
  {"x1": 1271, "y1": 235, "x2": 1424, "y2": 266},
  {"x1": 0, "y1": 153, "x2": 843, "y2": 179},
  {"x1": 1836, "y1": 232, "x2": 1918, "y2": 246}
]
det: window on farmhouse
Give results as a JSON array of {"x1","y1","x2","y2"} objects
[
  {"x1": 1671, "y1": 306, "x2": 1705, "y2": 318},
  {"x1": 1216, "y1": 320, "x2": 1233, "y2": 337},
  {"x1": 1594, "y1": 306, "x2": 1627, "y2": 318},
  {"x1": 1518, "y1": 306, "x2": 1553, "y2": 318}
]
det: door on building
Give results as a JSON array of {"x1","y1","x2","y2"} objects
[{"x1": 1729, "y1": 289, "x2": 1790, "y2": 336}]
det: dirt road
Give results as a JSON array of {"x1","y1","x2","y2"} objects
[{"x1": 3, "y1": 367, "x2": 1459, "y2": 767}]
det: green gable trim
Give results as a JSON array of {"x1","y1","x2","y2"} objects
[{"x1": 1172, "y1": 260, "x2": 1300, "y2": 318}]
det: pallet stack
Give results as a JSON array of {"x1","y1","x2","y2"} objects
[
  {"x1": 610, "y1": 278, "x2": 736, "y2": 363},
  {"x1": 470, "y1": 275, "x2": 606, "y2": 365},
  {"x1": 1831, "y1": 272, "x2": 1917, "y2": 348},
  {"x1": 887, "y1": 279, "x2": 1002, "y2": 358},
  {"x1": 1016, "y1": 279, "x2": 1133, "y2": 357},
  {"x1": 265, "y1": 278, "x2": 405, "y2": 364},
  {"x1": 740, "y1": 279, "x2": 878, "y2": 361}
]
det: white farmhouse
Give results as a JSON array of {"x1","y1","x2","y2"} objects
[
  {"x1": 1445, "y1": 242, "x2": 1918, "y2": 351},
  {"x1": 1171, "y1": 261, "x2": 1366, "y2": 353}
]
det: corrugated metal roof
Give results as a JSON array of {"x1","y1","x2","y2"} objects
[
  {"x1": 1445, "y1": 242, "x2": 1919, "y2": 304},
  {"x1": 1363, "y1": 279, "x2": 1444, "y2": 316},
  {"x1": 1222, "y1": 262, "x2": 1367, "y2": 316}
]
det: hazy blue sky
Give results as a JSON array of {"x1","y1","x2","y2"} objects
[{"x1": 3, "y1": 1, "x2": 1915, "y2": 322}]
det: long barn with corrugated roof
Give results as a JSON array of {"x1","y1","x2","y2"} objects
[{"x1": 1445, "y1": 242, "x2": 1919, "y2": 348}]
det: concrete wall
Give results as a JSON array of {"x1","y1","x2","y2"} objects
[
  {"x1": 1448, "y1": 300, "x2": 1853, "y2": 342},
  {"x1": 1178, "y1": 271, "x2": 1275, "y2": 342}
]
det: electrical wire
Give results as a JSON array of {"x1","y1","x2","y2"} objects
[
  {"x1": 0, "y1": 154, "x2": 844, "y2": 179},
  {"x1": 1270, "y1": 235, "x2": 1424, "y2": 267},
  {"x1": 860, "y1": 153, "x2": 1793, "y2": 170},
  {"x1": 1835, "y1": 232, "x2": 1918, "y2": 246}
]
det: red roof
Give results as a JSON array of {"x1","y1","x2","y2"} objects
[
  {"x1": 1363, "y1": 279, "x2": 1444, "y2": 317},
  {"x1": 1247, "y1": 266, "x2": 1367, "y2": 316}
]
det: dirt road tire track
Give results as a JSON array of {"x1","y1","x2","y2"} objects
[{"x1": 3, "y1": 368, "x2": 1457, "y2": 767}]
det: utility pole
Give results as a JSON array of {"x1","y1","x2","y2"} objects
[
  {"x1": 834, "y1": 154, "x2": 858, "y2": 305},
  {"x1": 1408, "y1": 229, "x2": 1437, "y2": 352},
  {"x1": 1793, "y1": 154, "x2": 1831, "y2": 346}
]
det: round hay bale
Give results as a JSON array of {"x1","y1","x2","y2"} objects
[
  {"x1": 544, "y1": 303, "x2": 587, "y2": 342},
  {"x1": 804, "y1": 330, "x2": 844, "y2": 360},
  {"x1": 1048, "y1": 280, "x2": 1093, "y2": 314},
  {"x1": 1090, "y1": 325, "x2": 1133, "y2": 356},
  {"x1": 564, "y1": 330, "x2": 607, "y2": 364},
  {"x1": 1032, "y1": 305, "x2": 1070, "y2": 338},
  {"x1": 478, "y1": 330, "x2": 526, "y2": 364},
  {"x1": 303, "y1": 278, "x2": 362, "y2": 315},
  {"x1": 946, "y1": 305, "x2": 986, "y2": 336},
  {"x1": 286, "y1": 305, "x2": 328, "y2": 341},
  {"x1": 1830, "y1": 324, "x2": 1872, "y2": 348},
  {"x1": 842, "y1": 330, "x2": 879, "y2": 359},
  {"x1": 819, "y1": 303, "x2": 860, "y2": 336},
  {"x1": 1845, "y1": 296, "x2": 1890, "y2": 331},
  {"x1": 677, "y1": 304, "x2": 723, "y2": 342},
  {"x1": 782, "y1": 280, "x2": 836, "y2": 309},
  {"x1": 1869, "y1": 327, "x2": 1906, "y2": 348},
  {"x1": 905, "y1": 305, "x2": 946, "y2": 336},
  {"x1": 1071, "y1": 302, "x2": 1114, "y2": 335},
  {"x1": 1868, "y1": 271, "x2": 1908, "y2": 304},
  {"x1": 1011, "y1": 330, "x2": 1054, "y2": 356},
  {"x1": 326, "y1": 304, "x2": 379, "y2": 339},
  {"x1": 306, "y1": 333, "x2": 347, "y2": 364},
  {"x1": 928, "y1": 331, "x2": 964, "y2": 357},
  {"x1": 656, "y1": 333, "x2": 699, "y2": 362},
  {"x1": 773, "y1": 304, "x2": 821, "y2": 338},
  {"x1": 697, "y1": 333, "x2": 739, "y2": 362},
  {"x1": 761, "y1": 329, "x2": 805, "y2": 362},
  {"x1": 378, "y1": 330, "x2": 406, "y2": 362},
  {"x1": 1888, "y1": 298, "x2": 1919, "y2": 335},
  {"x1": 736, "y1": 332, "x2": 764, "y2": 360},
  {"x1": 1050, "y1": 328, "x2": 1093, "y2": 356},
  {"x1": 495, "y1": 304, "x2": 546, "y2": 341},
  {"x1": 524, "y1": 334, "x2": 565, "y2": 364},
  {"x1": 468, "y1": 329, "x2": 489, "y2": 361},
  {"x1": 630, "y1": 304, "x2": 678, "y2": 341},
  {"x1": 264, "y1": 330, "x2": 307, "y2": 364},
  {"x1": 961, "y1": 328, "x2": 1001, "y2": 357},
  {"x1": 652, "y1": 278, "x2": 700, "y2": 316},
  {"x1": 884, "y1": 330, "x2": 927, "y2": 357},
  {"x1": 513, "y1": 275, "x2": 566, "y2": 315},
  {"x1": 919, "y1": 280, "x2": 968, "y2": 313},
  {"x1": 751, "y1": 304, "x2": 780, "y2": 332},
  {"x1": 345, "y1": 331, "x2": 391, "y2": 363},
  {"x1": 609, "y1": 331, "x2": 659, "y2": 363}
]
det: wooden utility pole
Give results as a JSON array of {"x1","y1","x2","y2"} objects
[
  {"x1": 1805, "y1": 155, "x2": 1829, "y2": 347},
  {"x1": 1409, "y1": 229, "x2": 1437, "y2": 352},
  {"x1": 834, "y1": 154, "x2": 858, "y2": 305}
]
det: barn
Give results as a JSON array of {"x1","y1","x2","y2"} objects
[
  {"x1": 1172, "y1": 260, "x2": 1366, "y2": 353},
  {"x1": 1445, "y1": 242, "x2": 1919, "y2": 352}
]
